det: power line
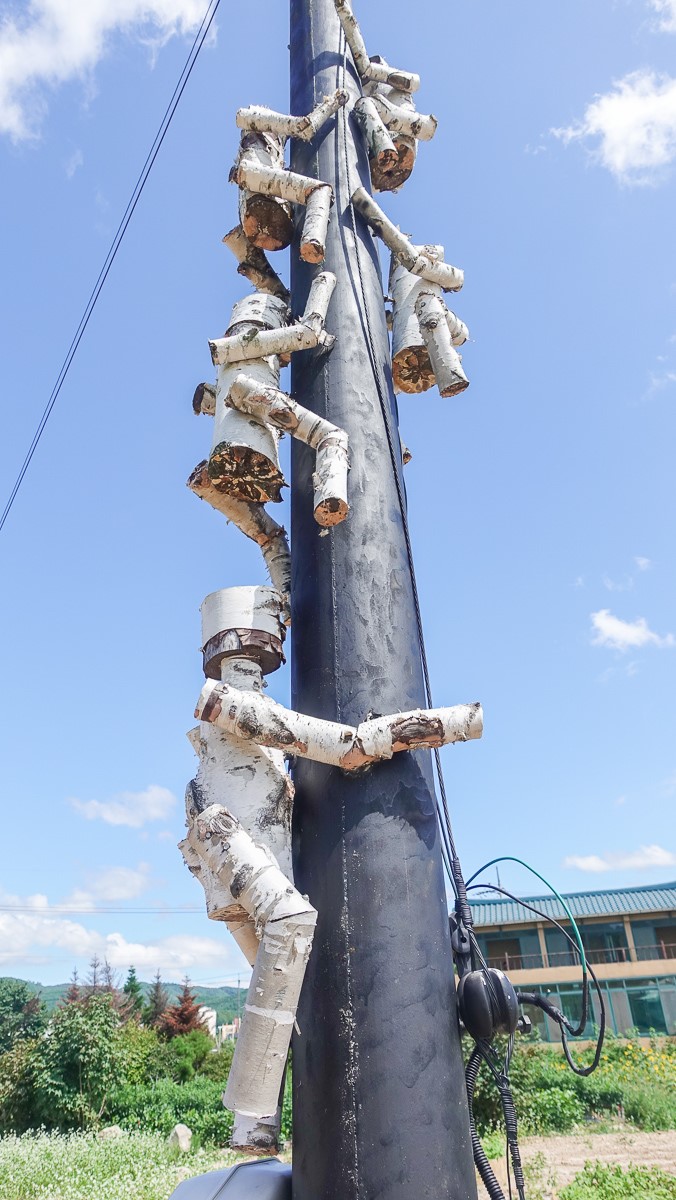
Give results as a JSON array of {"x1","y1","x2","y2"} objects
[{"x1": 0, "y1": 0, "x2": 221, "y2": 534}]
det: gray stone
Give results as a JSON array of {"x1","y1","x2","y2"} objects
[{"x1": 168, "y1": 1123, "x2": 193, "y2": 1153}]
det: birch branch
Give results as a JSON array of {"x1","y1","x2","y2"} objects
[
  {"x1": 370, "y1": 91, "x2": 437, "y2": 141},
  {"x1": 195, "y1": 682, "x2": 483, "y2": 769},
  {"x1": 222, "y1": 225, "x2": 290, "y2": 303},
  {"x1": 187, "y1": 461, "x2": 292, "y2": 623},
  {"x1": 234, "y1": 133, "x2": 294, "y2": 253},
  {"x1": 414, "y1": 291, "x2": 469, "y2": 398},
  {"x1": 208, "y1": 360, "x2": 285, "y2": 503},
  {"x1": 353, "y1": 98, "x2": 398, "y2": 181},
  {"x1": 227, "y1": 372, "x2": 349, "y2": 527},
  {"x1": 236, "y1": 90, "x2": 348, "y2": 141},
  {"x1": 334, "y1": 1, "x2": 419, "y2": 91},
  {"x1": 209, "y1": 271, "x2": 336, "y2": 366},
  {"x1": 352, "y1": 187, "x2": 464, "y2": 291}
]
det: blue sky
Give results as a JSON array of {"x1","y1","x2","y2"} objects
[{"x1": 0, "y1": 0, "x2": 674, "y2": 988}]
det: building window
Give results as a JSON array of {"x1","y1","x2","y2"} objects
[{"x1": 627, "y1": 985, "x2": 668, "y2": 1035}]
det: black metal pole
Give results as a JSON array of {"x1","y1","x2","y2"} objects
[{"x1": 289, "y1": 3, "x2": 478, "y2": 1199}]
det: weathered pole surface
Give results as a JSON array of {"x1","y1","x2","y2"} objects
[{"x1": 289, "y1": 3, "x2": 478, "y2": 1198}]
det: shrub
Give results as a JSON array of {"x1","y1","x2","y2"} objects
[
  {"x1": 161, "y1": 1030, "x2": 215, "y2": 1083},
  {"x1": 561, "y1": 1162, "x2": 676, "y2": 1200},
  {"x1": 198, "y1": 1042, "x2": 235, "y2": 1083},
  {"x1": 106, "y1": 1077, "x2": 233, "y2": 1146}
]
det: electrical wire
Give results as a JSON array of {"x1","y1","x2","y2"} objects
[{"x1": 0, "y1": 0, "x2": 221, "y2": 534}]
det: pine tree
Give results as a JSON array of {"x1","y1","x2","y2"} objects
[
  {"x1": 160, "y1": 977, "x2": 207, "y2": 1039},
  {"x1": 122, "y1": 966, "x2": 144, "y2": 1019},
  {"x1": 63, "y1": 968, "x2": 81, "y2": 1005},
  {"x1": 143, "y1": 970, "x2": 169, "y2": 1028},
  {"x1": 83, "y1": 954, "x2": 103, "y2": 997}
]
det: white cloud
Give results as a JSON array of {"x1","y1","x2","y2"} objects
[
  {"x1": 634, "y1": 556, "x2": 652, "y2": 571},
  {"x1": 643, "y1": 367, "x2": 676, "y2": 399},
  {"x1": 553, "y1": 70, "x2": 676, "y2": 185},
  {"x1": 564, "y1": 844, "x2": 676, "y2": 871},
  {"x1": 0, "y1": 0, "x2": 210, "y2": 141},
  {"x1": 590, "y1": 608, "x2": 675, "y2": 651},
  {"x1": 64, "y1": 147, "x2": 83, "y2": 177},
  {"x1": 603, "y1": 574, "x2": 634, "y2": 593},
  {"x1": 0, "y1": 885, "x2": 240, "y2": 981},
  {"x1": 650, "y1": 0, "x2": 676, "y2": 33},
  {"x1": 69, "y1": 784, "x2": 177, "y2": 828},
  {"x1": 62, "y1": 863, "x2": 152, "y2": 909}
]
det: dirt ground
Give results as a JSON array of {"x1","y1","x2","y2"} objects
[{"x1": 485, "y1": 1128, "x2": 676, "y2": 1195}]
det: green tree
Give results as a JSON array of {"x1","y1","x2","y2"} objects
[
  {"x1": 163, "y1": 1029, "x2": 214, "y2": 1082},
  {"x1": 143, "y1": 970, "x2": 169, "y2": 1029},
  {"x1": 0, "y1": 979, "x2": 46, "y2": 1054},
  {"x1": 122, "y1": 966, "x2": 144, "y2": 1019},
  {"x1": 63, "y1": 969, "x2": 81, "y2": 1005},
  {"x1": 32, "y1": 994, "x2": 125, "y2": 1128},
  {"x1": 160, "y1": 978, "x2": 207, "y2": 1039}
]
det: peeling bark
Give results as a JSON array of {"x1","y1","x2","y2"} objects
[
  {"x1": 201, "y1": 587, "x2": 287, "y2": 679},
  {"x1": 237, "y1": 90, "x2": 348, "y2": 141},
  {"x1": 187, "y1": 461, "x2": 291, "y2": 624},
  {"x1": 226, "y1": 372, "x2": 349, "y2": 526},
  {"x1": 235, "y1": 133, "x2": 294, "y2": 252},
  {"x1": 222, "y1": 225, "x2": 290, "y2": 303},
  {"x1": 415, "y1": 291, "x2": 469, "y2": 398},
  {"x1": 369, "y1": 89, "x2": 437, "y2": 142},
  {"x1": 352, "y1": 187, "x2": 463, "y2": 291},
  {"x1": 195, "y1": 680, "x2": 484, "y2": 769}
]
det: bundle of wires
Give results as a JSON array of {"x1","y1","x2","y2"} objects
[{"x1": 459, "y1": 859, "x2": 606, "y2": 1200}]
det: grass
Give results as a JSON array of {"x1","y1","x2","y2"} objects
[{"x1": 0, "y1": 1130, "x2": 243, "y2": 1200}]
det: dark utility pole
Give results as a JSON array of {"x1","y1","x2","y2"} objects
[{"x1": 289, "y1": 3, "x2": 478, "y2": 1198}]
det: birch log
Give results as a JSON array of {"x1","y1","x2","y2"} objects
[
  {"x1": 209, "y1": 271, "x2": 336, "y2": 367},
  {"x1": 234, "y1": 150, "x2": 334, "y2": 264},
  {"x1": 236, "y1": 90, "x2": 348, "y2": 141},
  {"x1": 187, "y1": 461, "x2": 292, "y2": 624},
  {"x1": 227, "y1": 372, "x2": 349, "y2": 526},
  {"x1": 186, "y1": 802, "x2": 317, "y2": 1124},
  {"x1": 222, "y1": 226, "x2": 290, "y2": 303},
  {"x1": 364, "y1": 83, "x2": 438, "y2": 191},
  {"x1": 415, "y1": 291, "x2": 469, "y2": 398},
  {"x1": 234, "y1": 133, "x2": 294, "y2": 252},
  {"x1": 390, "y1": 255, "x2": 469, "y2": 395},
  {"x1": 353, "y1": 98, "x2": 398, "y2": 186},
  {"x1": 208, "y1": 359, "x2": 285, "y2": 503},
  {"x1": 351, "y1": 187, "x2": 464, "y2": 291},
  {"x1": 196, "y1": 680, "x2": 483, "y2": 769}
]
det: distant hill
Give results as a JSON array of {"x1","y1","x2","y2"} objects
[{"x1": 0, "y1": 977, "x2": 248, "y2": 1026}]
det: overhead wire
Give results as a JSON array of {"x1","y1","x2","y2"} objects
[{"x1": 0, "y1": 0, "x2": 222, "y2": 534}]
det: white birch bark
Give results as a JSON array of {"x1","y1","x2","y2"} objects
[
  {"x1": 187, "y1": 461, "x2": 292, "y2": 624},
  {"x1": 226, "y1": 372, "x2": 349, "y2": 526},
  {"x1": 226, "y1": 292, "x2": 290, "y2": 336},
  {"x1": 390, "y1": 255, "x2": 469, "y2": 395},
  {"x1": 196, "y1": 681, "x2": 483, "y2": 769},
  {"x1": 300, "y1": 184, "x2": 332, "y2": 264},
  {"x1": 333, "y1": 1, "x2": 419, "y2": 91},
  {"x1": 351, "y1": 187, "x2": 464, "y2": 291},
  {"x1": 236, "y1": 90, "x2": 348, "y2": 141},
  {"x1": 209, "y1": 272, "x2": 336, "y2": 367},
  {"x1": 415, "y1": 291, "x2": 469, "y2": 398},
  {"x1": 400, "y1": 436, "x2": 412, "y2": 465},
  {"x1": 201, "y1": 587, "x2": 286, "y2": 678},
  {"x1": 208, "y1": 359, "x2": 285, "y2": 503},
  {"x1": 186, "y1": 801, "x2": 316, "y2": 1122},
  {"x1": 353, "y1": 98, "x2": 398, "y2": 183},
  {"x1": 234, "y1": 133, "x2": 294, "y2": 252},
  {"x1": 222, "y1": 225, "x2": 290, "y2": 303},
  {"x1": 369, "y1": 89, "x2": 438, "y2": 141}
]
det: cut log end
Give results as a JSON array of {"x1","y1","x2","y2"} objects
[
  {"x1": 300, "y1": 239, "x2": 326, "y2": 265},
  {"x1": 242, "y1": 195, "x2": 294, "y2": 253},
  {"x1": 372, "y1": 140, "x2": 415, "y2": 193},
  {"x1": 392, "y1": 347, "x2": 435, "y2": 394},
  {"x1": 314, "y1": 497, "x2": 349, "y2": 527},
  {"x1": 208, "y1": 444, "x2": 286, "y2": 505},
  {"x1": 438, "y1": 374, "x2": 470, "y2": 399}
]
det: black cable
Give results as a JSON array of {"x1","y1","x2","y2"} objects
[
  {"x1": 466, "y1": 883, "x2": 606, "y2": 1075},
  {"x1": 0, "y1": 0, "x2": 221, "y2": 534}
]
